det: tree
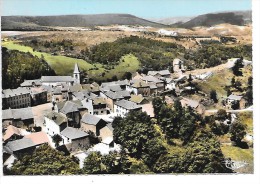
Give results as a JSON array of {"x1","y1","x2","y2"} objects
[
  {"x1": 229, "y1": 121, "x2": 247, "y2": 144},
  {"x1": 113, "y1": 111, "x2": 166, "y2": 167},
  {"x1": 231, "y1": 76, "x2": 236, "y2": 87},
  {"x1": 52, "y1": 134, "x2": 63, "y2": 147},
  {"x1": 8, "y1": 144, "x2": 80, "y2": 175},
  {"x1": 111, "y1": 75, "x2": 118, "y2": 81},
  {"x1": 83, "y1": 151, "x2": 103, "y2": 174},
  {"x1": 122, "y1": 72, "x2": 132, "y2": 80},
  {"x1": 232, "y1": 58, "x2": 244, "y2": 76},
  {"x1": 152, "y1": 97, "x2": 165, "y2": 120},
  {"x1": 210, "y1": 90, "x2": 218, "y2": 103},
  {"x1": 216, "y1": 109, "x2": 227, "y2": 121}
]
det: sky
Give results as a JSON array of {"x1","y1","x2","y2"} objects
[{"x1": 1, "y1": 0, "x2": 251, "y2": 18}]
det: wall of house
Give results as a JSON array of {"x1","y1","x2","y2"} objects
[
  {"x1": 44, "y1": 117, "x2": 65, "y2": 136},
  {"x1": 114, "y1": 104, "x2": 129, "y2": 117},
  {"x1": 80, "y1": 123, "x2": 96, "y2": 135},
  {"x1": 2, "y1": 93, "x2": 31, "y2": 110},
  {"x1": 99, "y1": 126, "x2": 113, "y2": 141}
]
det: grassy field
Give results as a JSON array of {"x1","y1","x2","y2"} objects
[
  {"x1": 221, "y1": 145, "x2": 253, "y2": 173},
  {"x1": 198, "y1": 67, "x2": 252, "y2": 99},
  {"x1": 238, "y1": 112, "x2": 253, "y2": 134},
  {"x1": 2, "y1": 41, "x2": 140, "y2": 80}
]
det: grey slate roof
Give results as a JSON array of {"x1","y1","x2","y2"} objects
[
  {"x1": 2, "y1": 107, "x2": 34, "y2": 120},
  {"x1": 60, "y1": 101, "x2": 80, "y2": 114},
  {"x1": 45, "y1": 111, "x2": 67, "y2": 126},
  {"x1": 20, "y1": 79, "x2": 42, "y2": 87},
  {"x1": 81, "y1": 114, "x2": 102, "y2": 125},
  {"x1": 116, "y1": 90, "x2": 131, "y2": 98},
  {"x1": 4, "y1": 138, "x2": 36, "y2": 153},
  {"x1": 148, "y1": 70, "x2": 171, "y2": 76},
  {"x1": 2, "y1": 88, "x2": 30, "y2": 98},
  {"x1": 69, "y1": 84, "x2": 82, "y2": 92},
  {"x1": 41, "y1": 76, "x2": 74, "y2": 82},
  {"x1": 61, "y1": 127, "x2": 88, "y2": 140},
  {"x1": 108, "y1": 85, "x2": 122, "y2": 92},
  {"x1": 115, "y1": 99, "x2": 141, "y2": 110},
  {"x1": 104, "y1": 91, "x2": 124, "y2": 100},
  {"x1": 142, "y1": 75, "x2": 163, "y2": 83},
  {"x1": 227, "y1": 94, "x2": 243, "y2": 101}
]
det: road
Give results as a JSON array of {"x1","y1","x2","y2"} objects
[{"x1": 205, "y1": 106, "x2": 253, "y2": 114}]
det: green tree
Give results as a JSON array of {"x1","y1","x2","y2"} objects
[
  {"x1": 152, "y1": 97, "x2": 165, "y2": 120},
  {"x1": 113, "y1": 111, "x2": 166, "y2": 167},
  {"x1": 8, "y1": 144, "x2": 80, "y2": 175},
  {"x1": 229, "y1": 121, "x2": 247, "y2": 144},
  {"x1": 232, "y1": 57, "x2": 244, "y2": 76},
  {"x1": 83, "y1": 152, "x2": 103, "y2": 174},
  {"x1": 216, "y1": 109, "x2": 227, "y2": 121},
  {"x1": 210, "y1": 90, "x2": 218, "y2": 103},
  {"x1": 52, "y1": 134, "x2": 63, "y2": 147}
]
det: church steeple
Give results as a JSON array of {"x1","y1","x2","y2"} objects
[{"x1": 73, "y1": 63, "x2": 81, "y2": 84}]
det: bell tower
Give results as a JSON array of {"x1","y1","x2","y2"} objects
[{"x1": 73, "y1": 63, "x2": 81, "y2": 84}]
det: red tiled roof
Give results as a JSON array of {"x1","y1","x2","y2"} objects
[{"x1": 24, "y1": 132, "x2": 49, "y2": 145}]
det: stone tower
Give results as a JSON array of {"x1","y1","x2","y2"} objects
[{"x1": 73, "y1": 63, "x2": 81, "y2": 84}]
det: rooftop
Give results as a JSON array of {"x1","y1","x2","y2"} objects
[
  {"x1": 4, "y1": 138, "x2": 36, "y2": 153},
  {"x1": 61, "y1": 127, "x2": 88, "y2": 140},
  {"x1": 3, "y1": 125, "x2": 22, "y2": 141},
  {"x1": 81, "y1": 113, "x2": 103, "y2": 125},
  {"x1": 24, "y1": 132, "x2": 49, "y2": 145},
  {"x1": 2, "y1": 107, "x2": 34, "y2": 120},
  {"x1": 148, "y1": 70, "x2": 171, "y2": 76},
  {"x1": 2, "y1": 87, "x2": 30, "y2": 98},
  {"x1": 129, "y1": 94, "x2": 145, "y2": 104},
  {"x1": 20, "y1": 79, "x2": 42, "y2": 87},
  {"x1": 142, "y1": 75, "x2": 163, "y2": 83},
  {"x1": 115, "y1": 99, "x2": 141, "y2": 110},
  {"x1": 41, "y1": 76, "x2": 74, "y2": 82},
  {"x1": 60, "y1": 101, "x2": 81, "y2": 114},
  {"x1": 45, "y1": 111, "x2": 67, "y2": 126},
  {"x1": 227, "y1": 94, "x2": 243, "y2": 101}
]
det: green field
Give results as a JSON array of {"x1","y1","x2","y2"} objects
[
  {"x1": 2, "y1": 41, "x2": 140, "y2": 80},
  {"x1": 221, "y1": 145, "x2": 253, "y2": 173}
]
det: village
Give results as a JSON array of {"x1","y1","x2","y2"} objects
[{"x1": 2, "y1": 55, "x2": 253, "y2": 170}]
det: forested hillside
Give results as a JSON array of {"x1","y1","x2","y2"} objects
[{"x1": 2, "y1": 47, "x2": 56, "y2": 89}]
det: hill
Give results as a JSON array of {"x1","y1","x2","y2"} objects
[
  {"x1": 1, "y1": 14, "x2": 166, "y2": 30},
  {"x1": 171, "y1": 11, "x2": 252, "y2": 28}
]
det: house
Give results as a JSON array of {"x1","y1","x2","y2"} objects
[
  {"x1": 164, "y1": 78, "x2": 176, "y2": 90},
  {"x1": 41, "y1": 85, "x2": 54, "y2": 102},
  {"x1": 72, "y1": 90, "x2": 97, "y2": 101},
  {"x1": 2, "y1": 88, "x2": 31, "y2": 109},
  {"x1": 148, "y1": 70, "x2": 171, "y2": 78},
  {"x1": 82, "y1": 83, "x2": 100, "y2": 95},
  {"x1": 100, "y1": 91, "x2": 124, "y2": 111},
  {"x1": 101, "y1": 80, "x2": 129, "y2": 91},
  {"x1": 3, "y1": 125, "x2": 24, "y2": 142},
  {"x1": 114, "y1": 99, "x2": 142, "y2": 117},
  {"x1": 60, "y1": 127, "x2": 90, "y2": 152},
  {"x1": 81, "y1": 97, "x2": 109, "y2": 115},
  {"x1": 142, "y1": 76, "x2": 165, "y2": 94},
  {"x1": 44, "y1": 111, "x2": 68, "y2": 136},
  {"x1": 173, "y1": 58, "x2": 186, "y2": 74},
  {"x1": 99, "y1": 123, "x2": 114, "y2": 141},
  {"x1": 225, "y1": 94, "x2": 245, "y2": 109},
  {"x1": 126, "y1": 80, "x2": 150, "y2": 96},
  {"x1": 81, "y1": 114, "x2": 107, "y2": 136},
  {"x1": 59, "y1": 101, "x2": 83, "y2": 128},
  {"x1": 4, "y1": 138, "x2": 37, "y2": 155},
  {"x1": 52, "y1": 87, "x2": 63, "y2": 102},
  {"x1": 20, "y1": 79, "x2": 42, "y2": 87},
  {"x1": 2, "y1": 107, "x2": 34, "y2": 129},
  {"x1": 30, "y1": 87, "x2": 48, "y2": 106},
  {"x1": 180, "y1": 98, "x2": 205, "y2": 114},
  {"x1": 24, "y1": 131, "x2": 50, "y2": 146},
  {"x1": 129, "y1": 94, "x2": 149, "y2": 104},
  {"x1": 4, "y1": 132, "x2": 49, "y2": 155},
  {"x1": 102, "y1": 137, "x2": 114, "y2": 148}
]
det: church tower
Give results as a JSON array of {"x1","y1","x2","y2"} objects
[{"x1": 73, "y1": 63, "x2": 81, "y2": 84}]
